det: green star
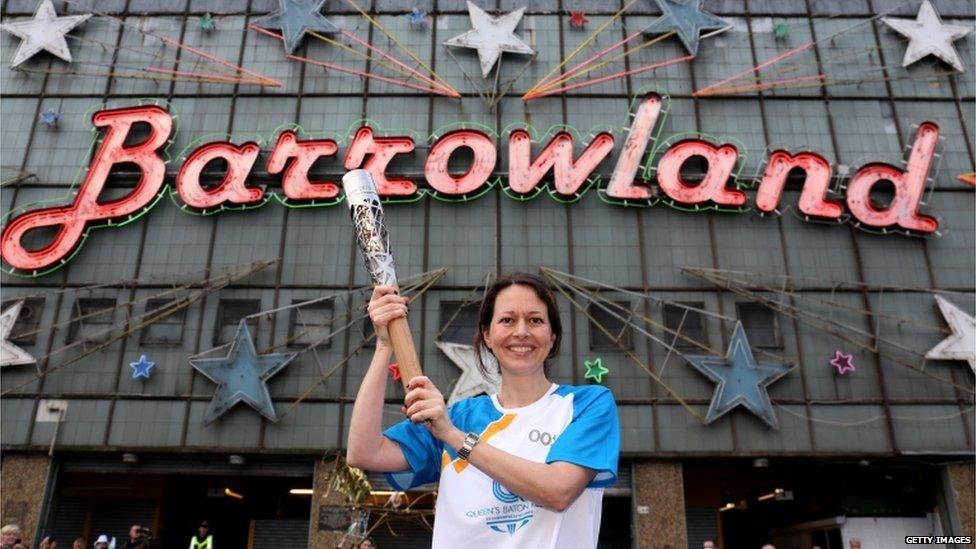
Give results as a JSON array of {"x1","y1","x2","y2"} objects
[
  {"x1": 584, "y1": 357, "x2": 610, "y2": 384},
  {"x1": 198, "y1": 13, "x2": 216, "y2": 32},
  {"x1": 773, "y1": 22, "x2": 789, "y2": 40}
]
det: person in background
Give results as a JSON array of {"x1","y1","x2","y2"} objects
[
  {"x1": 357, "y1": 539, "x2": 375, "y2": 549},
  {"x1": 1, "y1": 524, "x2": 21, "y2": 549},
  {"x1": 93, "y1": 535, "x2": 110, "y2": 549},
  {"x1": 761, "y1": 545, "x2": 776, "y2": 549},
  {"x1": 189, "y1": 521, "x2": 212, "y2": 549},
  {"x1": 39, "y1": 537, "x2": 57, "y2": 549},
  {"x1": 72, "y1": 538, "x2": 86, "y2": 549},
  {"x1": 123, "y1": 526, "x2": 141, "y2": 549},
  {"x1": 703, "y1": 540, "x2": 717, "y2": 549}
]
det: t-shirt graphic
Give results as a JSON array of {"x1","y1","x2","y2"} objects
[{"x1": 384, "y1": 384, "x2": 620, "y2": 549}]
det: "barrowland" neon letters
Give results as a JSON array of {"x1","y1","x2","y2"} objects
[{"x1": 1, "y1": 92, "x2": 942, "y2": 275}]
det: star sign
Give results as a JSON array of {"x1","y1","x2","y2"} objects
[
  {"x1": 435, "y1": 340, "x2": 500, "y2": 405},
  {"x1": 569, "y1": 11, "x2": 589, "y2": 29},
  {"x1": 253, "y1": 0, "x2": 341, "y2": 55},
  {"x1": 1, "y1": 301, "x2": 36, "y2": 368},
  {"x1": 189, "y1": 320, "x2": 297, "y2": 424},
  {"x1": 925, "y1": 295, "x2": 976, "y2": 373},
  {"x1": 389, "y1": 362, "x2": 401, "y2": 381},
  {"x1": 685, "y1": 323, "x2": 791, "y2": 429},
  {"x1": 40, "y1": 108, "x2": 60, "y2": 128},
  {"x1": 129, "y1": 354, "x2": 156, "y2": 379},
  {"x1": 0, "y1": 0, "x2": 92, "y2": 68},
  {"x1": 641, "y1": 0, "x2": 732, "y2": 56},
  {"x1": 443, "y1": 1, "x2": 535, "y2": 78},
  {"x1": 829, "y1": 350, "x2": 855, "y2": 375},
  {"x1": 883, "y1": 0, "x2": 971, "y2": 72},
  {"x1": 584, "y1": 357, "x2": 610, "y2": 384}
]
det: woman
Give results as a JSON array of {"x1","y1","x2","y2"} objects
[{"x1": 347, "y1": 273, "x2": 619, "y2": 548}]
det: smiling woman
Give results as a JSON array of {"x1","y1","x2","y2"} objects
[{"x1": 346, "y1": 272, "x2": 620, "y2": 548}]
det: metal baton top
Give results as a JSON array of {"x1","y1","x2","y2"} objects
[{"x1": 342, "y1": 169, "x2": 399, "y2": 289}]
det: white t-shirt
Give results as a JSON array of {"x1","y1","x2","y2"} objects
[{"x1": 384, "y1": 383, "x2": 620, "y2": 549}]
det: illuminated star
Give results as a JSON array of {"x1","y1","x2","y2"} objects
[
  {"x1": 641, "y1": 0, "x2": 731, "y2": 56},
  {"x1": 253, "y1": 0, "x2": 341, "y2": 54},
  {"x1": 882, "y1": 0, "x2": 971, "y2": 72},
  {"x1": 443, "y1": 1, "x2": 535, "y2": 78},
  {"x1": 198, "y1": 13, "x2": 216, "y2": 32},
  {"x1": 829, "y1": 350, "x2": 855, "y2": 375},
  {"x1": 389, "y1": 362, "x2": 401, "y2": 381},
  {"x1": 0, "y1": 0, "x2": 92, "y2": 68},
  {"x1": 926, "y1": 295, "x2": 976, "y2": 373},
  {"x1": 0, "y1": 301, "x2": 36, "y2": 368},
  {"x1": 436, "y1": 340, "x2": 500, "y2": 405},
  {"x1": 584, "y1": 357, "x2": 610, "y2": 384},
  {"x1": 685, "y1": 323, "x2": 791, "y2": 429},
  {"x1": 409, "y1": 8, "x2": 428, "y2": 29},
  {"x1": 569, "y1": 11, "x2": 589, "y2": 29},
  {"x1": 129, "y1": 354, "x2": 156, "y2": 379},
  {"x1": 40, "y1": 108, "x2": 59, "y2": 128},
  {"x1": 189, "y1": 320, "x2": 297, "y2": 424}
]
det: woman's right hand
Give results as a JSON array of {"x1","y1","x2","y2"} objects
[{"x1": 367, "y1": 285, "x2": 409, "y2": 348}]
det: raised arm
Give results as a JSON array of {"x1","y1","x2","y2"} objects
[{"x1": 345, "y1": 286, "x2": 410, "y2": 472}]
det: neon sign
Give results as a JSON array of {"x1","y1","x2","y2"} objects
[{"x1": 1, "y1": 92, "x2": 943, "y2": 276}]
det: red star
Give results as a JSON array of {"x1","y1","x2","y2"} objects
[
  {"x1": 388, "y1": 363, "x2": 401, "y2": 381},
  {"x1": 569, "y1": 11, "x2": 588, "y2": 28}
]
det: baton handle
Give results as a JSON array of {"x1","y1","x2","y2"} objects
[{"x1": 388, "y1": 316, "x2": 422, "y2": 390}]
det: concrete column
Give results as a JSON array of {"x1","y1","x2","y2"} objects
[
  {"x1": 944, "y1": 462, "x2": 974, "y2": 547},
  {"x1": 1, "y1": 453, "x2": 52, "y2": 546},
  {"x1": 308, "y1": 458, "x2": 358, "y2": 548},
  {"x1": 633, "y1": 460, "x2": 687, "y2": 549}
]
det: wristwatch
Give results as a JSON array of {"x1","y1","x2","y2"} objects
[{"x1": 457, "y1": 432, "x2": 480, "y2": 461}]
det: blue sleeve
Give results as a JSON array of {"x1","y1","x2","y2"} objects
[
  {"x1": 383, "y1": 419, "x2": 442, "y2": 490},
  {"x1": 546, "y1": 387, "x2": 620, "y2": 488}
]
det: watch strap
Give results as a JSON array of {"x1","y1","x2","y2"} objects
[{"x1": 457, "y1": 431, "x2": 480, "y2": 461}]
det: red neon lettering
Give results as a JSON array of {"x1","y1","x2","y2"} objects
[
  {"x1": 266, "y1": 130, "x2": 339, "y2": 200},
  {"x1": 656, "y1": 140, "x2": 745, "y2": 206},
  {"x1": 424, "y1": 130, "x2": 497, "y2": 196},
  {"x1": 507, "y1": 130, "x2": 615, "y2": 196},
  {"x1": 606, "y1": 94, "x2": 662, "y2": 200},
  {"x1": 1, "y1": 105, "x2": 171, "y2": 272},
  {"x1": 757, "y1": 151, "x2": 842, "y2": 218},
  {"x1": 343, "y1": 126, "x2": 416, "y2": 196},
  {"x1": 845, "y1": 122, "x2": 940, "y2": 234},
  {"x1": 176, "y1": 141, "x2": 263, "y2": 209}
]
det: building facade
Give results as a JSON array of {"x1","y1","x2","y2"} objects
[{"x1": 1, "y1": 0, "x2": 974, "y2": 547}]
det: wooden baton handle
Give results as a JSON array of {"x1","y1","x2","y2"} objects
[{"x1": 387, "y1": 315, "x2": 422, "y2": 390}]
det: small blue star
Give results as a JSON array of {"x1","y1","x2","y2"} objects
[
  {"x1": 190, "y1": 321, "x2": 297, "y2": 424},
  {"x1": 253, "y1": 0, "x2": 341, "y2": 54},
  {"x1": 684, "y1": 323, "x2": 791, "y2": 429},
  {"x1": 642, "y1": 0, "x2": 731, "y2": 56},
  {"x1": 129, "y1": 354, "x2": 156, "y2": 379},
  {"x1": 40, "y1": 108, "x2": 60, "y2": 128},
  {"x1": 409, "y1": 8, "x2": 428, "y2": 29}
]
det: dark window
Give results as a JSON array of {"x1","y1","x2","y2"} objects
[
  {"x1": 736, "y1": 302, "x2": 781, "y2": 348},
  {"x1": 139, "y1": 299, "x2": 186, "y2": 346},
  {"x1": 588, "y1": 301, "x2": 634, "y2": 351},
  {"x1": 288, "y1": 299, "x2": 334, "y2": 348},
  {"x1": 67, "y1": 298, "x2": 116, "y2": 344},
  {"x1": 663, "y1": 302, "x2": 707, "y2": 349},
  {"x1": 214, "y1": 299, "x2": 261, "y2": 345},
  {"x1": 439, "y1": 301, "x2": 481, "y2": 345},
  {"x1": 1, "y1": 297, "x2": 44, "y2": 345}
]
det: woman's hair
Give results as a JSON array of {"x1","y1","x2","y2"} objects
[
  {"x1": 473, "y1": 272, "x2": 562, "y2": 377},
  {"x1": 1, "y1": 524, "x2": 21, "y2": 535}
]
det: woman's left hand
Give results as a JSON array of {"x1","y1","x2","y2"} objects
[{"x1": 403, "y1": 376, "x2": 457, "y2": 441}]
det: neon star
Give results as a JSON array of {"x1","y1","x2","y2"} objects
[
  {"x1": 389, "y1": 362, "x2": 401, "y2": 381},
  {"x1": 584, "y1": 357, "x2": 610, "y2": 383},
  {"x1": 829, "y1": 350, "x2": 855, "y2": 375},
  {"x1": 129, "y1": 354, "x2": 157, "y2": 379},
  {"x1": 569, "y1": 11, "x2": 589, "y2": 29}
]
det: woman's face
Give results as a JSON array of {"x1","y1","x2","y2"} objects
[
  {"x1": 2, "y1": 530, "x2": 19, "y2": 545},
  {"x1": 483, "y1": 285, "x2": 555, "y2": 376}
]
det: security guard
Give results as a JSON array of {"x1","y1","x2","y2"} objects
[{"x1": 188, "y1": 522, "x2": 213, "y2": 549}]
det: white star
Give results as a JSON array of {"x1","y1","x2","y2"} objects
[
  {"x1": 1, "y1": 301, "x2": 36, "y2": 368},
  {"x1": 926, "y1": 295, "x2": 976, "y2": 373},
  {"x1": 0, "y1": 0, "x2": 92, "y2": 68},
  {"x1": 435, "y1": 340, "x2": 500, "y2": 405},
  {"x1": 443, "y1": 1, "x2": 535, "y2": 78},
  {"x1": 882, "y1": 0, "x2": 971, "y2": 72}
]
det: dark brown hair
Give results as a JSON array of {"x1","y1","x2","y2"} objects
[{"x1": 473, "y1": 272, "x2": 562, "y2": 377}]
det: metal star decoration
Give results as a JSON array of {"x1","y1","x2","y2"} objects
[
  {"x1": 882, "y1": 0, "x2": 971, "y2": 72},
  {"x1": 40, "y1": 108, "x2": 60, "y2": 128},
  {"x1": 829, "y1": 350, "x2": 855, "y2": 375},
  {"x1": 1, "y1": 301, "x2": 36, "y2": 368},
  {"x1": 641, "y1": 0, "x2": 731, "y2": 56},
  {"x1": 584, "y1": 357, "x2": 610, "y2": 384},
  {"x1": 925, "y1": 295, "x2": 976, "y2": 373},
  {"x1": 0, "y1": 0, "x2": 92, "y2": 68},
  {"x1": 436, "y1": 340, "x2": 500, "y2": 405},
  {"x1": 409, "y1": 8, "x2": 428, "y2": 30},
  {"x1": 569, "y1": 11, "x2": 589, "y2": 29},
  {"x1": 129, "y1": 354, "x2": 156, "y2": 379},
  {"x1": 253, "y1": 0, "x2": 341, "y2": 55},
  {"x1": 198, "y1": 13, "x2": 216, "y2": 32},
  {"x1": 189, "y1": 320, "x2": 297, "y2": 424},
  {"x1": 685, "y1": 323, "x2": 791, "y2": 428},
  {"x1": 443, "y1": 1, "x2": 535, "y2": 78}
]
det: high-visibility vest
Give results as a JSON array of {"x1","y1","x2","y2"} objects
[{"x1": 189, "y1": 535, "x2": 213, "y2": 549}]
